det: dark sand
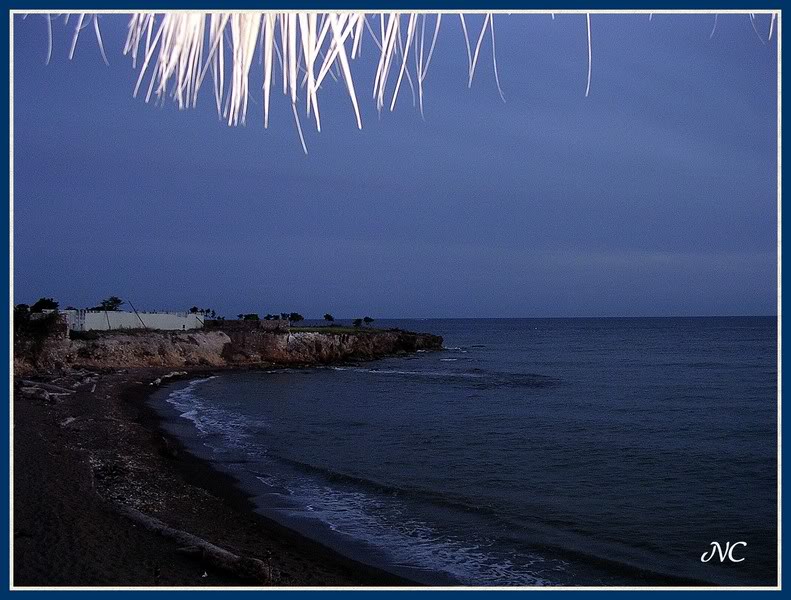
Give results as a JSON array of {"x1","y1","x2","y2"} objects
[{"x1": 13, "y1": 367, "x2": 415, "y2": 587}]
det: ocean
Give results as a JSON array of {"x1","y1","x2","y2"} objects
[{"x1": 150, "y1": 317, "x2": 777, "y2": 586}]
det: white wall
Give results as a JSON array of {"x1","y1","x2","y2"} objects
[{"x1": 62, "y1": 309, "x2": 204, "y2": 332}]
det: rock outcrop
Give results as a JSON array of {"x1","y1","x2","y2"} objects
[
  {"x1": 14, "y1": 323, "x2": 443, "y2": 375},
  {"x1": 222, "y1": 329, "x2": 443, "y2": 365},
  {"x1": 71, "y1": 331, "x2": 232, "y2": 370}
]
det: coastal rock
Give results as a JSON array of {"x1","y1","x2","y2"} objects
[
  {"x1": 220, "y1": 328, "x2": 443, "y2": 366},
  {"x1": 14, "y1": 326, "x2": 443, "y2": 373},
  {"x1": 68, "y1": 332, "x2": 232, "y2": 370}
]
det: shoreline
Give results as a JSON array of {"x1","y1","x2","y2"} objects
[
  {"x1": 13, "y1": 356, "x2": 759, "y2": 587},
  {"x1": 119, "y1": 369, "x2": 721, "y2": 588},
  {"x1": 13, "y1": 364, "x2": 419, "y2": 587},
  {"x1": 14, "y1": 364, "x2": 723, "y2": 588},
  {"x1": 134, "y1": 367, "x2": 423, "y2": 586}
]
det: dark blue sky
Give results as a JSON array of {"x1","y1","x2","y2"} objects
[{"x1": 13, "y1": 13, "x2": 777, "y2": 318}]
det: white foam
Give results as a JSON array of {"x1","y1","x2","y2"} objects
[
  {"x1": 277, "y1": 478, "x2": 552, "y2": 586},
  {"x1": 164, "y1": 376, "x2": 268, "y2": 452},
  {"x1": 164, "y1": 375, "x2": 553, "y2": 585}
]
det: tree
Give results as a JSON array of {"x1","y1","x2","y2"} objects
[
  {"x1": 94, "y1": 296, "x2": 124, "y2": 311},
  {"x1": 30, "y1": 297, "x2": 58, "y2": 312},
  {"x1": 210, "y1": 310, "x2": 216, "y2": 319},
  {"x1": 238, "y1": 314, "x2": 244, "y2": 320},
  {"x1": 14, "y1": 305, "x2": 31, "y2": 337},
  {"x1": 14, "y1": 304, "x2": 30, "y2": 324},
  {"x1": 189, "y1": 306, "x2": 199, "y2": 314},
  {"x1": 289, "y1": 312, "x2": 304, "y2": 325},
  {"x1": 352, "y1": 318, "x2": 363, "y2": 328},
  {"x1": 324, "y1": 313, "x2": 334, "y2": 323},
  {"x1": 363, "y1": 316, "x2": 374, "y2": 326},
  {"x1": 280, "y1": 312, "x2": 289, "y2": 321},
  {"x1": 243, "y1": 313, "x2": 260, "y2": 321}
]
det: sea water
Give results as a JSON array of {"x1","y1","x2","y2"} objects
[{"x1": 150, "y1": 317, "x2": 777, "y2": 586}]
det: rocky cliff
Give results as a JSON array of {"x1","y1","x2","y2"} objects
[
  {"x1": 221, "y1": 328, "x2": 442, "y2": 365},
  {"x1": 14, "y1": 324, "x2": 443, "y2": 375}
]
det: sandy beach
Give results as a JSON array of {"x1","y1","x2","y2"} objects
[{"x1": 13, "y1": 366, "x2": 415, "y2": 587}]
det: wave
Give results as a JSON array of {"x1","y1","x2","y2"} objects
[
  {"x1": 658, "y1": 361, "x2": 728, "y2": 368},
  {"x1": 160, "y1": 376, "x2": 716, "y2": 585},
  {"x1": 267, "y1": 452, "x2": 503, "y2": 516},
  {"x1": 263, "y1": 453, "x2": 715, "y2": 585},
  {"x1": 332, "y1": 366, "x2": 559, "y2": 390},
  {"x1": 164, "y1": 376, "x2": 269, "y2": 453},
  {"x1": 263, "y1": 456, "x2": 552, "y2": 585}
]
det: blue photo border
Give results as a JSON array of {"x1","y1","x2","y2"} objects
[{"x1": 1, "y1": 1, "x2": 783, "y2": 595}]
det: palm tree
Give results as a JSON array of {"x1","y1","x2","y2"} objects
[{"x1": 324, "y1": 313, "x2": 334, "y2": 324}]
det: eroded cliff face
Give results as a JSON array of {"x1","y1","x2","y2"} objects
[
  {"x1": 71, "y1": 331, "x2": 233, "y2": 369},
  {"x1": 222, "y1": 329, "x2": 443, "y2": 365},
  {"x1": 15, "y1": 326, "x2": 443, "y2": 374}
]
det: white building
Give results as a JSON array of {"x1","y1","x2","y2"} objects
[{"x1": 59, "y1": 309, "x2": 204, "y2": 332}]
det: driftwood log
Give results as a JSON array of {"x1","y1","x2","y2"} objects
[
  {"x1": 114, "y1": 503, "x2": 273, "y2": 583},
  {"x1": 19, "y1": 380, "x2": 76, "y2": 395},
  {"x1": 17, "y1": 385, "x2": 74, "y2": 403}
]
